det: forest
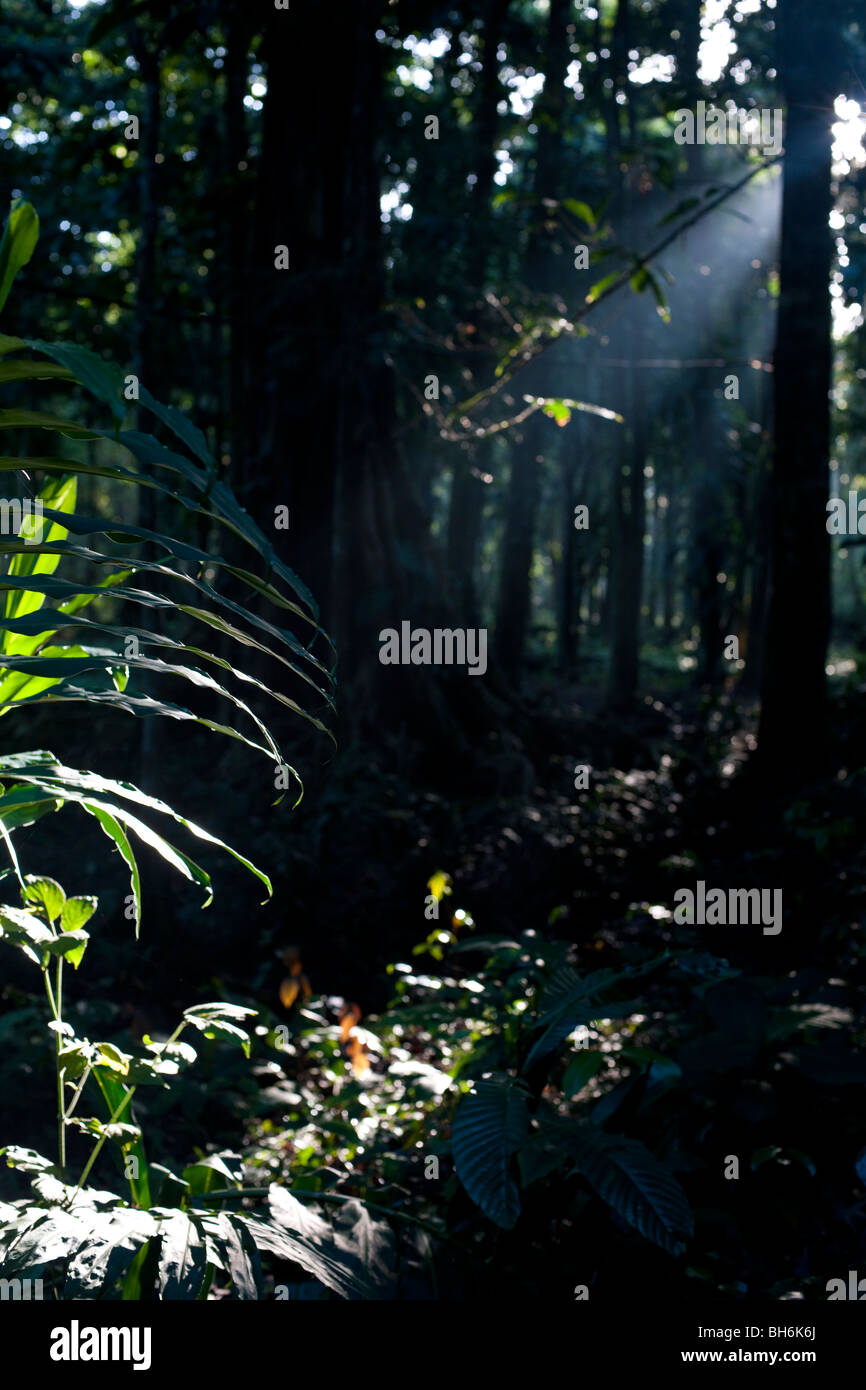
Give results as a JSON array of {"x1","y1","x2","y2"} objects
[{"x1": 0, "y1": 0, "x2": 865, "y2": 1341}]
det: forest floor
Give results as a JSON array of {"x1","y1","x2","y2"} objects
[{"x1": 234, "y1": 674, "x2": 866, "y2": 1015}]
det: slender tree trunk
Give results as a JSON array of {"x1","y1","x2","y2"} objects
[
  {"x1": 691, "y1": 386, "x2": 725, "y2": 687},
  {"x1": 493, "y1": 0, "x2": 570, "y2": 677},
  {"x1": 558, "y1": 443, "x2": 584, "y2": 675},
  {"x1": 607, "y1": 311, "x2": 647, "y2": 708},
  {"x1": 661, "y1": 480, "x2": 677, "y2": 643},
  {"x1": 224, "y1": 5, "x2": 250, "y2": 480},
  {"x1": 446, "y1": 0, "x2": 509, "y2": 627},
  {"x1": 742, "y1": 374, "x2": 774, "y2": 695}
]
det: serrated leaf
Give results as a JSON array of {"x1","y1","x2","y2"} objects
[
  {"x1": 214, "y1": 1213, "x2": 261, "y2": 1299},
  {"x1": 569, "y1": 1128, "x2": 693, "y2": 1256},
  {"x1": 249, "y1": 1186, "x2": 379, "y2": 1300},
  {"x1": 63, "y1": 1208, "x2": 157, "y2": 1298},
  {"x1": 452, "y1": 1073, "x2": 530, "y2": 1229}
]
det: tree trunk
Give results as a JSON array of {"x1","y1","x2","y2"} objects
[
  {"x1": 493, "y1": 0, "x2": 570, "y2": 677},
  {"x1": 446, "y1": 0, "x2": 509, "y2": 627},
  {"x1": 247, "y1": 0, "x2": 353, "y2": 641},
  {"x1": 757, "y1": 0, "x2": 836, "y2": 784},
  {"x1": 607, "y1": 310, "x2": 647, "y2": 708}
]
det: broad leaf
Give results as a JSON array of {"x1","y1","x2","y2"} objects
[{"x1": 452, "y1": 1073, "x2": 530, "y2": 1229}]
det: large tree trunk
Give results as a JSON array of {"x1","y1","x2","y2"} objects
[
  {"x1": 247, "y1": 0, "x2": 354, "y2": 643},
  {"x1": 757, "y1": 0, "x2": 836, "y2": 784}
]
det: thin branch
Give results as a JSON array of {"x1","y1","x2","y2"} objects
[{"x1": 431, "y1": 151, "x2": 782, "y2": 437}]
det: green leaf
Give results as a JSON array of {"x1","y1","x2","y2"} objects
[
  {"x1": 22, "y1": 339, "x2": 127, "y2": 424},
  {"x1": 585, "y1": 270, "x2": 622, "y2": 304},
  {"x1": 67, "y1": 1117, "x2": 141, "y2": 1144},
  {"x1": 143, "y1": 1038, "x2": 197, "y2": 1070},
  {"x1": 121, "y1": 1238, "x2": 159, "y2": 1300},
  {"x1": 0, "y1": 408, "x2": 99, "y2": 439},
  {"x1": 629, "y1": 265, "x2": 671, "y2": 321},
  {"x1": 0, "y1": 784, "x2": 62, "y2": 830},
  {"x1": 22, "y1": 874, "x2": 66, "y2": 922},
  {"x1": 182, "y1": 1153, "x2": 243, "y2": 1196},
  {"x1": 45, "y1": 929, "x2": 89, "y2": 969},
  {"x1": 524, "y1": 394, "x2": 623, "y2": 426},
  {"x1": 645, "y1": 267, "x2": 671, "y2": 322},
  {"x1": 750, "y1": 1145, "x2": 782, "y2": 1170},
  {"x1": 562, "y1": 1050, "x2": 604, "y2": 1098},
  {"x1": 0, "y1": 359, "x2": 75, "y2": 385},
  {"x1": 93, "y1": 1068, "x2": 150, "y2": 1208},
  {"x1": 452, "y1": 1073, "x2": 530, "y2": 1229},
  {"x1": 3, "y1": 475, "x2": 77, "y2": 650},
  {"x1": 541, "y1": 397, "x2": 572, "y2": 426},
  {"x1": 93, "y1": 1041, "x2": 132, "y2": 1075},
  {"x1": 0, "y1": 752, "x2": 272, "y2": 910},
  {"x1": 138, "y1": 383, "x2": 214, "y2": 468},
  {"x1": 251, "y1": 1185, "x2": 381, "y2": 1300},
  {"x1": 526, "y1": 957, "x2": 665, "y2": 1069},
  {"x1": 156, "y1": 1212, "x2": 208, "y2": 1299},
  {"x1": 148, "y1": 1164, "x2": 190, "y2": 1207},
  {"x1": 0, "y1": 227, "x2": 337, "y2": 920},
  {"x1": 0, "y1": 902, "x2": 55, "y2": 965},
  {"x1": 184, "y1": 1001, "x2": 257, "y2": 1022},
  {"x1": 0, "y1": 201, "x2": 39, "y2": 317},
  {"x1": 569, "y1": 1128, "x2": 693, "y2": 1256},
  {"x1": 0, "y1": 1145, "x2": 58, "y2": 1174},
  {"x1": 82, "y1": 804, "x2": 141, "y2": 935},
  {"x1": 211, "y1": 1213, "x2": 260, "y2": 1299},
  {"x1": 60, "y1": 895, "x2": 98, "y2": 932},
  {"x1": 57, "y1": 1041, "x2": 97, "y2": 1079},
  {"x1": 183, "y1": 1014, "x2": 251, "y2": 1056},
  {"x1": 562, "y1": 197, "x2": 595, "y2": 227},
  {"x1": 63, "y1": 1208, "x2": 157, "y2": 1298}
]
